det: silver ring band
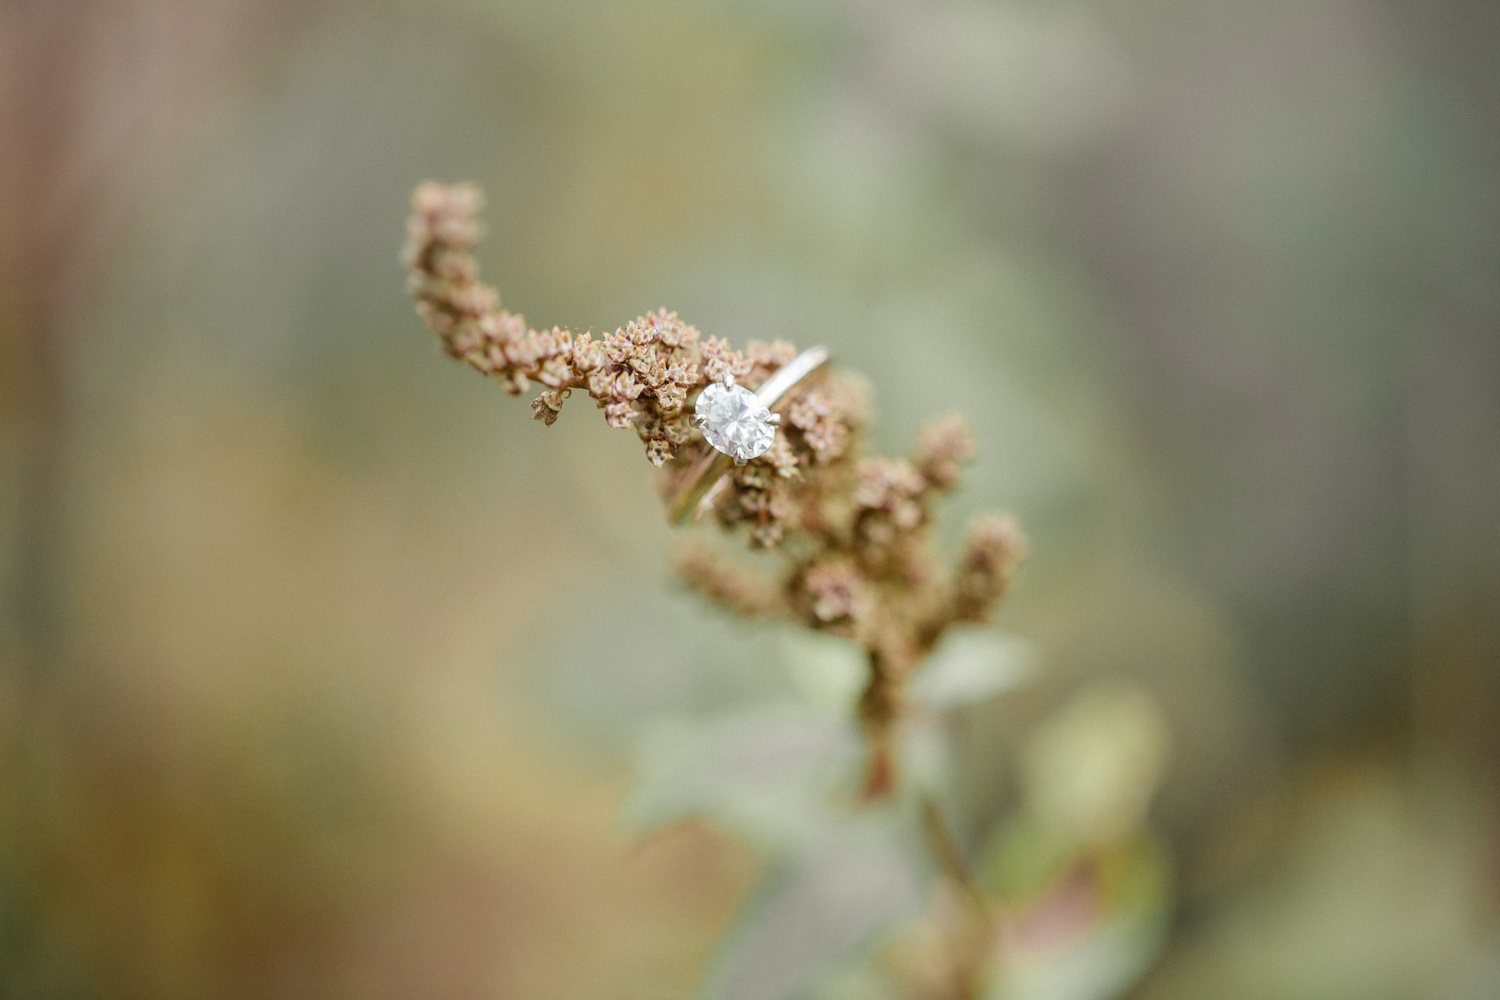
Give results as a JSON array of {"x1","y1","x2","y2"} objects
[{"x1": 668, "y1": 346, "x2": 830, "y2": 525}]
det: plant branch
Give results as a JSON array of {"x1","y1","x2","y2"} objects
[{"x1": 920, "y1": 795, "x2": 994, "y2": 1000}]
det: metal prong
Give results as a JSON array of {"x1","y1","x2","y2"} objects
[
  {"x1": 723, "y1": 373, "x2": 736, "y2": 388},
  {"x1": 766, "y1": 413, "x2": 781, "y2": 425},
  {"x1": 734, "y1": 456, "x2": 746, "y2": 466}
]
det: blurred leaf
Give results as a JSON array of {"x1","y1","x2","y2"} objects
[
  {"x1": 626, "y1": 706, "x2": 862, "y2": 848},
  {"x1": 986, "y1": 910, "x2": 1167, "y2": 1000},
  {"x1": 706, "y1": 829, "x2": 925, "y2": 1000},
  {"x1": 1022, "y1": 683, "x2": 1170, "y2": 847},
  {"x1": 897, "y1": 713, "x2": 956, "y2": 798},
  {"x1": 781, "y1": 631, "x2": 868, "y2": 716},
  {"x1": 982, "y1": 834, "x2": 1171, "y2": 1000},
  {"x1": 813, "y1": 961, "x2": 904, "y2": 1000},
  {"x1": 909, "y1": 630, "x2": 1039, "y2": 709},
  {"x1": 978, "y1": 813, "x2": 1075, "y2": 903},
  {"x1": 628, "y1": 704, "x2": 931, "y2": 1000}
]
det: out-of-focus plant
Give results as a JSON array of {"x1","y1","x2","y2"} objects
[{"x1": 402, "y1": 181, "x2": 1170, "y2": 1000}]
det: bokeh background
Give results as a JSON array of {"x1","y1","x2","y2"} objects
[{"x1": 3, "y1": 1, "x2": 1499, "y2": 997}]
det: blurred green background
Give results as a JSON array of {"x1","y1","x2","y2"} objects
[{"x1": 2, "y1": 1, "x2": 1498, "y2": 997}]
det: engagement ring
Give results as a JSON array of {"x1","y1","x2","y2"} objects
[{"x1": 668, "y1": 345, "x2": 830, "y2": 524}]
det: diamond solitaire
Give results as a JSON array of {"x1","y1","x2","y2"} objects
[
  {"x1": 669, "y1": 346, "x2": 828, "y2": 524},
  {"x1": 694, "y1": 374, "x2": 782, "y2": 464}
]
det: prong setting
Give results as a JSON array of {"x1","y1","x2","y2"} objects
[{"x1": 695, "y1": 374, "x2": 779, "y2": 463}]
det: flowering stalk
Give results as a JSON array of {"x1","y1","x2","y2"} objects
[{"x1": 403, "y1": 181, "x2": 1024, "y2": 800}]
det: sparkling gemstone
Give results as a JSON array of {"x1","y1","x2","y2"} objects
[{"x1": 695, "y1": 379, "x2": 777, "y2": 462}]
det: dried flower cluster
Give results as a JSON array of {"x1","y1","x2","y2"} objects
[
  {"x1": 404, "y1": 181, "x2": 798, "y2": 468},
  {"x1": 405, "y1": 181, "x2": 1024, "y2": 797}
]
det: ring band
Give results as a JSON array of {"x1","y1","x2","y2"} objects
[{"x1": 668, "y1": 345, "x2": 831, "y2": 525}]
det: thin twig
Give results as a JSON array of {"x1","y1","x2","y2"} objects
[
  {"x1": 921, "y1": 795, "x2": 994, "y2": 1000},
  {"x1": 920, "y1": 796, "x2": 985, "y2": 913}
]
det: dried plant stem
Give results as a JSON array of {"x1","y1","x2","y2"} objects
[
  {"x1": 403, "y1": 180, "x2": 1024, "y2": 805},
  {"x1": 857, "y1": 652, "x2": 902, "y2": 801},
  {"x1": 404, "y1": 178, "x2": 1024, "y2": 1000},
  {"x1": 920, "y1": 796, "x2": 994, "y2": 1000},
  {"x1": 920, "y1": 797, "x2": 985, "y2": 915}
]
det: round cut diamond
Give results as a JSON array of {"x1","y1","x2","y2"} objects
[{"x1": 695, "y1": 378, "x2": 778, "y2": 463}]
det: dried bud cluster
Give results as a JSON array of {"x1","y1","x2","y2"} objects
[
  {"x1": 404, "y1": 182, "x2": 1025, "y2": 797},
  {"x1": 404, "y1": 182, "x2": 803, "y2": 468}
]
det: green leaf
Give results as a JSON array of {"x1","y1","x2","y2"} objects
[
  {"x1": 780, "y1": 631, "x2": 868, "y2": 716},
  {"x1": 910, "y1": 629, "x2": 1039, "y2": 709},
  {"x1": 626, "y1": 706, "x2": 862, "y2": 849},
  {"x1": 705, "y1": 829, "x2": 926, "y2": 1000}
]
